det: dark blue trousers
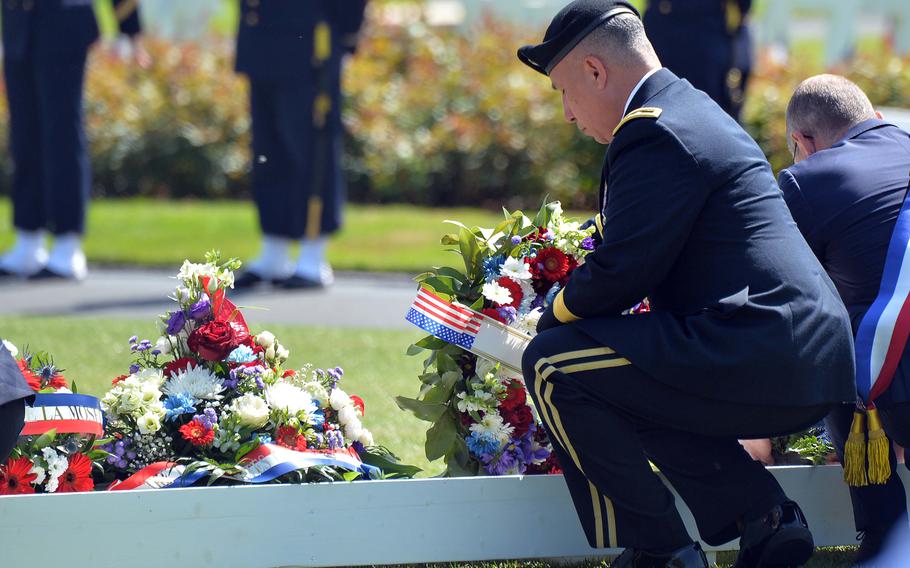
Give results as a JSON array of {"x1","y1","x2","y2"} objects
[
  {"x1": 0, "y1": 399, "x2": 25, "y2": 465},
  {"x1": 248, "y1": 71, "x2": 344, "y2": 240},
  {"x1": 825, "y1": 402, "x2": 910, "y2": 535},
  {"x1": 522, "y1": 323, "x2": 829, "y2": 550},
  {"x1": 4, "y1": 49, "x2": 90, "y2": 235}
]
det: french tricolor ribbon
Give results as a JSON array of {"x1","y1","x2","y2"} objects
[
  {"x1": 406, "y1": 286, "x2": 532, "y2": 374},
  {"x1": 108, "y1": 462, "x2": 207, "y2": 491},
  {"x1": 855, "y1": 179, "x2": 910, "y2": 404},
  {"x1": 20, "y1": 393, "x2": 104, "y2": 437},
  {"x1": 238, "y1": 443, "x2": 379, "y2": 482}
]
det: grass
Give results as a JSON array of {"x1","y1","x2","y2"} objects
[
  {"x1": 0, "y1": 315, "x2": 443, "y2": 477},
  {"x1": 0, "y1": 198, "x2": 505, "y2": 274}
]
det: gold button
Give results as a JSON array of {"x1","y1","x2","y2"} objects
[
  {"x1": 245, "y1": 12, "x2": 259, "y2": 26},
  {"x1": 726, "y1": 68, "x2": 743, "y2": 89},
  {"x1": 659, "y1": 0, "x2": 672, "y2": 15}
]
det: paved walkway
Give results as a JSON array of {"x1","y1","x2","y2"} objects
[{"x1": 0, "y1": 268, "x2": 419, "y2": 330}]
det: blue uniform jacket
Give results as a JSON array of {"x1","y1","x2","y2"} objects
[
  {"x1": 553, "y1": 69, "x2": 856, "y2": 407},
  {"x1": 779, "y1": 119, "x2": 910, "y2": 405},
  {"x1": 1, "y1": 0, "x2": 141, "y2": 62},
  {"x1": 235, "y1": 0, "x2": 367, "y2": 81},
  {"x1": 0, "y1": 343, "x2": 33, "y2": 407}
]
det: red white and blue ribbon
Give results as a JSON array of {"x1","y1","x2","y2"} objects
[
  {"x1": 20, "y1": 393, "x2": 104, "y2": 437},
  {"x1": 108, "y1": 444, "x2": 377, "y2": 490},
  {"x1": 406, "y1": 287, "x2": 482, "y2": 349},
  {"x1": 855, "y1": 181, "x2": 910, "y2": 403}
]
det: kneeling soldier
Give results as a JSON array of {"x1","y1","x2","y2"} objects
[{"x1": 517, "y1": 2, "x2": 856, "y2": 566}]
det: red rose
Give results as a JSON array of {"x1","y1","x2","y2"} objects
[
  {"x1": 499, "y1": 380, "x2": 527, "y2": 411},
  {"x1": 228, "y1": 322, "x2": 251, "y2": 347},
  {"x1": 187, "y1": 321, "x2": 238, "y2": 361},
  {"x1": 500, "y1": 404, "x2": 534, "y2": 438}
]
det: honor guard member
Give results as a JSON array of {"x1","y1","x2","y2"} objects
[
  {"x1": 234, "y1": 0, "x2": 368, "y2": 289},
  {"x1": 0, "y1": 341, "x2": 34, "y2": 465},
  {"x1": 0, "y1": 0, "x2": 143, "y2": 280},
  {"x1": 780, "y1": 75, "x2": 910, "y2": 564},
  {"x1": 517, "y1": 2, "x2": 855, "y2": 566},
  {"x1": 643, "y1": 0, "x2": 752, "y2": 120}
]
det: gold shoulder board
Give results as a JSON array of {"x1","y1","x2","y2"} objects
[{"x1": 612, "y1": 107, "x2": 663, "y2": 136}]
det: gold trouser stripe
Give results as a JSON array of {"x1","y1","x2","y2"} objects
[
  {"x1": 559, "y1": 358, "x2": 631, "y2": 375},
  {"x1": 554, "y1": 288, "x2": 581, "y2": 323},
  {"x1": 603, "y1": 495, "x2": 618, "y2": 547},
  {"x1": 305, "y1": 197, "x2": 323, "y2": 240},
  {"x1": 115, "y1": 0, "x2": 139, "y2": 22},
  {"x1": 594, "y1": 213, "x2": 604, "y2": 238},
  {"x1": 544, "y1": 380, "x2": 584, "y2": 472},
  {"x1": 589, "y1": 482, "x2": 605, "y2": 549},
  {"x1": 547, "y1": 346, "x2": 615, "y2": 364},
  {"x1": 533, "y1": 360, "x2": 564, "y2": 452}
]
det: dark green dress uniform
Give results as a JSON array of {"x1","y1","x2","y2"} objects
[
  {"x1": 1, "y1": 0, "x2": 141, "y2": 236},
  {"x1": 235, "y1": 0, "x2": 367, "y2": 240},
  {"x1": 643, "y1": 0, "x2": 752, "y2": 120},
  {"x1": 518, "y1": 1, "x2": 855, "y2": 553}
]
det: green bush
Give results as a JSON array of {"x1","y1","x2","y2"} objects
[{"x1": 0, "y1": 20, "x2": 908, "y2": 208}]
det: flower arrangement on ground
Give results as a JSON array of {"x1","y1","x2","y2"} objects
[
  {"x1": 400, "y1": 202, "x2": 605, "y2": 476},
  {"x1": 0, "y1": 343, "x2": 107, "y2": 495},
  {"x1": 100, "y1": 252, "x2": 417, "y2": 487}
]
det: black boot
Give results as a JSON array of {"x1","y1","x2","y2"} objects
[
  {"x1": 610, "y1": 542, "x2": 708, "y2": 568},
  {"x1": 733, "y1": 501, "x2": 814, "y2": 567}
]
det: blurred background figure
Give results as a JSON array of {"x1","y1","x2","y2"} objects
[
  {"x1": 234, "y1": 0, "x2": 368, "y2": 290},
  {"x1": 643, "y1": 0, "x2": 752, "y2": 121},
  {"x1": 0, "y1": 0, "x2": 145, "y2": 281}
]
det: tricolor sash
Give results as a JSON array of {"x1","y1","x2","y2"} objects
[
  {"x1": 406, "y1": 287, "x2": 532, "y2": 374},
  {"x1": 20, "y1": 393, "x2": 104, "y2": 437}
]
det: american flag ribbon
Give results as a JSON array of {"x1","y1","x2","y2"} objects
[{"x1": 406, "y1": 287, "x2": 482, "y2": 349}]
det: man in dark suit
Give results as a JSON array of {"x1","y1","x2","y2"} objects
[
  {"x1": 0, "y1": 0, "x2": 143, "y2": 280},
  {"x1": 779, "y1": 74, "x2": 910, "y2": 564},
  {"x1": 643, "y1": 0, "x2": 752, "y2": 120},
  {"x1": 0, "y1": 342, "x2": 33, "y2": 465},
  {"x1": 517, "y1": 2, "x2": 855, "y2": 565},
  {"x1": 234, "y1": 0, "x2": 368, "y2": 290}
]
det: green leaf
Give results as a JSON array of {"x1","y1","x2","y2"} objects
[
  {"x1": 422, "y1": 370, "x2": 460, "y2": 404},
  {"x1": 418, "y1": 372, "x2": 442, "y2": 386},
  {"x1": 342, "y1": 471, "x2": 362, "y2": 482},
  {"x1": 435, "y1": 352, "x2": 460, "y2": 375},
  {"x1": 406, "y1": 344, "x2": 426, "y2": 356},
  {"x1": 234, "y1": 439, "x2": 260, "y2": 463},
  {"x1": 444, "y1": 436, "x2": 479, "y2": 477},
  {"x1": 358, "y1": 445, "x2": 422, "y2": 479},
  {"x1": 441, "y1": 233, "x2": 460, "y2": 246},
  {"x1": 33, "y1": 429, "x2": 57, "y2": 451},
  {"x1": 421, "y1": 276, "x2": 456, "y2": 296},
  {"x1": 395, "y1": 396, "x2": 447, "y2": 422},
  {"x1": 425, "y1": 410, "x2": 458, "y2": 461},
  {"x1": 458, "y1": 227, "x2": 482, "y2": 280},
  {"x1": 414, "y1": 336, "x2": 448, "y2": 350},
  {"x1": 443, "y1": 219, "x2": 470, "y2": 231},
  {"x1": 413, "y1": 271, "x2": 435, "y2": 283},
  {"x1": 432, "y1": 266, "x2": 468, "y2": 283}
]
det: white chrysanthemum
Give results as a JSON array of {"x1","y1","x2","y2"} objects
[
  {"x1": 29, "y1": 463, "x2": 45, "y2": 486},
  {"x1": 301, "y1": 381, "x2": 330, "y2": 407},
  {"x1": 343, "y1": 421, "x2": 363, "y2": 442},
  {"x1": 255, "y1": 331, "x2": 276, "y2": 348},
  {"x1": 512, "y1": 309, "x2": 542, "y2": 337},
  {"x1": 138, "y1": 412, "x2": 162, "y2": 434},
  {"x1": 482, "y1": 282, "x2": 512, "y2": 305},
  {"x1": 470, "y1": 412, "x2": 514, "y2": 444},
  {"x1": 230, "y1": 393, "x2": 270, "y2": 429},
  {"x1": 500, "y1": 257, "x2": 532, "y2": 281},
  {"x1": 135, "y1": 368, "x2": 165, "y2": 387},
  {"x1": 357, "y1": 429, "x2": 374, "y2": 447},
  {"x1": 265, "y1": 382, "x2": 317, "y2": 417},
  {"x1": 42, "y1": 448, "x2": 67, "y2": 493},
  {"x1": 2, "y1": 339, "x2": 17, "y2": 358},
  {"x1": 162, "y1": 365, "x2": 225, "y2": 400},
  {"x1": 338, "y1": 405, "x2": 359, "y2": 426},
  {"x1": 329, "y1": 388, "x2": 352, "y2": 411}
]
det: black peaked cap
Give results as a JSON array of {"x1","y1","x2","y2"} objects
[{"x1": 517, "y1": 0, "x2": 640, "y2": 76}]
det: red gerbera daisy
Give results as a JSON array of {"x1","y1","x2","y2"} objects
[
  {"x1": 163, "y1": 357, "x2": 197, "y2": 378},
  {"x1": 17, "y1": 359, "x2": 41, "y2": 392},
  {"x1": 46, "y1": 373, "x2": 68, "y2": 390},
  {"x1": 535, "y1": 247, "x2": 570, "y2": 282},
  {"x1": 179, "y1": 420, "x2": 215, "y2": 447},
  {"x1": 495, "y1": 277, "x2": 523, "y2": 309},
  {"x1": 0, "y1": 456, "x2": 37, "y2": 495},
  {"x1": 111, "y1": 374, "x2": 129, "y2": 386},
  {"x1": 275, "y1": 425, "x2": 308, "y2": 451},
  {"x1": 559, "y1": 255, "x2": 578, "y2": 287},
  {"x1": 55, "y1": 453, "x2": 94, "y2": 493}
]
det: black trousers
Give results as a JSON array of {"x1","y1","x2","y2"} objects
[
  {"x1": 522, "y1": 324, "x2": 830, "y2": 550},
  {"x1": 248, "y1": 72, "x2": 344, "y2": 240},
  {"x1": 0, "y1": 399, "x2": 25, "y2": 465},
  {"x1": 825, "y1": 402, "x2": 910, "y2": 535},
  {"x1": 3, "y1": 49, "x2": 90, "y2": 235}
]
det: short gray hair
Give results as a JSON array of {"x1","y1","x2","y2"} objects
[
  {"x1": 786, "y1": 74, "x2": 875, "y2": 144},
  {"x1": 575, "y1": 13, "x2": 659, "y2": 68}
]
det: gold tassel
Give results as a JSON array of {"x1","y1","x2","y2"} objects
[
  {"x1": 844, "y1": 411, "x2": 869, "y2": 487},
  {"x1": 866, "y1": 407, "x2": 892, "y2": 484}
]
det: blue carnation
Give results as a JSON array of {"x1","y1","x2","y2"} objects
[
  {"x1": 466, "y1": 431, "x2": 500, "y2": 456},
  {"x1": 163, "y1": 392, "x2": 197, "y2": 422},
  {"x1": 226, "y1": 345, "x2": 257, "y2": 364},
  {"x1": 482, "y1": 255, "x2": 506, "y2": 280}
]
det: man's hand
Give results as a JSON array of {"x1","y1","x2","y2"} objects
[{"x1": 536, "y1": 304, "x2": 560, "y2": 333}]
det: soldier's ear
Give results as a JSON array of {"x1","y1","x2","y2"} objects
[{"x1": 583, "y1": 55, "x2": 608, "y2": 89}]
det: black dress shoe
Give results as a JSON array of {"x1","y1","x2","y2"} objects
[
  {"x1": 734, "y1": 501, "x2": 814, "y2": 568},
  {"x1": 275, "y1": 274, "x2": 326, "y2": 290},
  {"x1": 611, "y1": 542, "x2": 708, "y2": 568},
  {"x1": 855, "y1": 526, "x2": 890, "y2": 566},
  {"x1": 28, "y1": 267, "x2": 76, "y2": 281},
  {"x1": 233, "y1": 270, "x2": 268, "y2": 290},
  {"x1": 0, "y1": 266, "x2": 19, "y2": 279}
]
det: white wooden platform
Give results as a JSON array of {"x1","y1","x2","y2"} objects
[{"x1": 1, "y1": 465, "x2": 908, "y2": 568}]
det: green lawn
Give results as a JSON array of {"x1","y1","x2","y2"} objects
[
  {"x1": 0, "y1": 198, "x2": 505, "y2": 274},
  {"x1": 0, "y1": 316, "x2": 443, "y2": 477}
]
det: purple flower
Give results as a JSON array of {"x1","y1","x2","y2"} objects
[
  {"x1": 188, "y1": 296, "x2": 211, "y2": 321},
  {"x1": 194, "y1": 408, "x2": 218, "y2": 430},
  {"x1": 581, "y1": 237, "x2": 595, "y2": 251},
  {"x1": 510, "y1": 236, "x2": 522, "y2": 245},
  {"x1": 128, "y1": 336, "x2": 138, "y2": 344},
  {"x1": 166, "y1": 310, "x2": 187, "y2": 335},
  {"x1": 129, "y1": 364, "x2": 140, "y2": 374},
  {"x1": 496, "y1": 306, "x2": 518, "y2": 325},
  {"x1": 151, "y1": 349, "x2": 161, "y2": 356}
]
